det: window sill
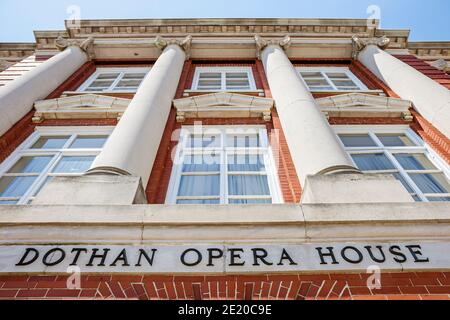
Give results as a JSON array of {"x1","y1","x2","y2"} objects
[
  {"x1": 183, "y1": 89, "x2": 265, "y2": 97},
  {"x1": 311, "y1": 89, "x2": 385, "y2": 95}
]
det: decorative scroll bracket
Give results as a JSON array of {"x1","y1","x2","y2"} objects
[
  {"x1": 351, "y1": 35, "x2": 390, "y2": 59},
  {"x1": 255, "y1": 34, "x2": 292, "y2": 60},
  {"x1": 155, "y1": 35, "x2": 193, "y2": 60},
  {"x1": 55, "y1": 36, "x2": 95, "y2": 60}
]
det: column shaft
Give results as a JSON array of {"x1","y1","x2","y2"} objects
[
  {"x1": 89, "y1": 44, "x2": 186, "y2": 187},
  {"x1": 358, "y1": 45, "x2": 450, "y2": 138},
  {"x1": 261, "y1": 45, "x2": 358, "y2": 184},
  {"x1": 0, "y1": 47, "x2": 88, "y2": 136}
]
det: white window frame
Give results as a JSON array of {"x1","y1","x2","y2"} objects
[
  {"x1": 191, "y1": 67, "x2": 257, "y2": 92},
  {"x1": 166, "y1": 125, "x2": 282, "y2": 205},
  {"x1": 0, "y1": 126, "x2": 114, "y2": 205},
  {"x1": 333, "y1": 125, "x2": 450, "y2": 202},
  {"x1": 77, "y1": 67, "x2": 150, "y2": 93},
  {"x1": 297, "y1": 67, "x2": 368, "y2": 92}
]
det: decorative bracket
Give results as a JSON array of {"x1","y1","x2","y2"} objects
[
  {"x1": 155, "y1": 35, "x2": 193, "y2": 60},
  {"x1": 55, "y1": 36, "x2": 95, "y2": 60},
  {"x1": 351, "y1": 35, "x2": 390, "y2": 59},
  {"x1": 430, "y1": 59, "x2": 449, "y2": 72},
  {"x1": 255, "y1": 34, "x2": 292, "y2": 60}
]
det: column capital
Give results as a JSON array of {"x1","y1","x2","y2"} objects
[
  {"x1": 155, "y1": 35, "x2": 193, "y2": 60},
  {"x1": 255, "y1": 34, "x2": 291, "y2": 60},
  {"x1": 55, "y1": 36, "x2": 95, "y2": 60},
  {"x1": 351, "y1": 35, "x2": 390, "y2": 59}
]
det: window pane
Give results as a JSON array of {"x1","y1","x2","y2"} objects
[
  {"x1": 178, "y1": 175, "x2": 220, "y2": 197},
  {"x1": 122, "y1": 73, "x2": 146, "y2": 80},
  {"x1": 182, "y1": 154, "x2": 220, "y2": 172},
  {"x1": 0, "y1": 176, "x2": 37, "y2": 197},
  {"x1": 339, "y1": 134, "x2": 377, "y2": 147},
  {"x1": 377, "y1": 134, "x2": 416, "y2": 147},
  {"x1": 229, "y1": 199, "x2": 272, "y2": 204},
  {"x1": 8, "y1": 156, "x2": 53, "y2": 173},
  {"x1": 187, "y1": 134, "x2": 220, "y2": 148},
  {"x1": 305, "y1": 79, "x2": 330, "y2": 87},
  {"x1": 227, "y1": 134, "x2": 261, "y2": 148},
  {"x1": 326, "y1": 72, "x2": 350, "y2": 79},
  {"x1": 96, "y1": 73, "x2": 120, "y2": 80},
  {"x1": 69, "y1": 136, "x2": 108, "y2": 149},
  {"x1": 409, "y1": 173, "x2": 450, "y2": 194},
  {"x1": 0, "y1": 200, "x2": 18, "y2": 205},
  {"x1": 331, "y1": 79, "x2": 358, "y2": 87},
  {"x1": 228, "y1": 154, "x2": 265, "y2": 172},
  {"x1": 351, "y1": 154, "x2": 396, "y2": 171},
  {"x1": 300, "y1": 72, "x2": 323, "y2": 78},
  {"x1": 177, "y1": 199, "x2": 220, "y2": 204},
  {"x1": 427, "y1": 197, "x2": 450, "y2": 202},
  {"x1": 392, "y1": 173, "x2": 415, "y2": 193},
  {"x1": 228, "y1": 175, "x2": 270, "y2": 196},
  {"x1": 88, "y1": 80, "x2": 115, "y2": 88},
  {"x1": 394, "y1": 154, "x2": 437, "y2": 170},
  {"x1": 52, "y1": 156, "x2": 95, "y2": 173},
  {"x1": 31, "y1": 136, "x2": 70, "y2": 149},
  {"x1": 199, "y1": 72, "x2": 221, "y2": 79}
]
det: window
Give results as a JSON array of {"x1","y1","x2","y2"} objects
[
  {"x1": 297, "y1": 67, "x2": 368, "y2": 92},
  {"x1": 192, "y1": 67, "x2": 257, "y2": 91},
  {"x1": 0, "y1": 127, "x2": 113, "y2": 205},
  {"x1": 167, "y1": 126, "x2": 282, "y2": 204},
  {"x1": 78, "y1": 68, "x2": 150, "y2": 92},
  {"x1": 335, "y1": 126, "x2": 450, "y2": 202}
]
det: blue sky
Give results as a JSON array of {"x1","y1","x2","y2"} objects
[{"x1": 1, "y1": 0, "x2": 449, "y2": 42}]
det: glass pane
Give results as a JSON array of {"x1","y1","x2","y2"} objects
[
  {"x1": 351, "y1": 154, "x2": 396, "y2": 171},
  {"x1": 339, "y1": 134, "x2": 377, "y2": 147},
  {"x1": 115, "y1": 79, "x2": 142, "y2": 88},
  {"x1": 308, "y1": 86, "x2": 334, "y2": 91},
  {"x1": 96, "y1": 73, "x2": 120, "y2": 80},
  {"x1": 0, "y1": 200, "x2": 18, "y2": 205},
  {"x1": 409, "y1": 173, "x2": 450, "y2": 194},
  {"x1": 427, "y1": 197, "x2": 450, "y2": 202},
  {"x1": 331, "y1": 79, "x2": 358, "y2": 87},
  {"x1": 177, "y1": 199, "x2": 220, "y2": 204},
  {"x1": 187, "y1": 134, "x2": 221, "y2": 148},
  {"x1": 229, "y1": 199, "x2": 272, "y2": 204},
  {"x1": 52, "y1": 156, "x2": 95, "y2": 173},
  {"x1": 0, "y1": 176, "x2": 37, "y2": 197},
  {"x1": 178, "y1": 175, "x2": 220, "y2": 197},
  {"x1": 69, "y1": 136, "x2": 108, "y2": 149},
  {"x1": 228, "y1": 175, "x2": 270, "y2": 196},
  {"x1": 392, "y1": 173, "x2": 415, "y2": 193},
  {"x1": 182, "y1": 154, "x2": 220, "y2": 172},
  {"x1": 8, "y1": 156, "x2": 53, "y2": 173},
  {"x1": 394, "y1": 154, "x2": 437, "y2": 170},
  {"x1": 31, "y1": 136, "x2": 70, "y2": 149},
  {"x1": 227, "y1": 134, "x2": 261, "y2": 148},
  {"x1": 305, "y1": 79, "x2": 330, "y2": 87},
  {"x1": 199, "y1": 72, "x2": 221, "y2": 79},
  {"x1": 228, "y1": 154, "x2": 265, "y2": 172},
  {"x1": 300, "y1": 72, "x2": 323, "y2": 78},
  {"x1": 122, "y1": 73, "x2": 146, "y2": 80},
  {"x1": 326, "y1": 72, "x2": 350, "y2": 79},
  {"x1": 88, "y1": 80, "x2": 115, "y2": 88},
  {"x1": 377, "y1": 134, "x2": 416, "y2": 147}
]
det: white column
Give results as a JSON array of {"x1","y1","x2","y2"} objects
[
  {"x1": 88, "y1": 36, "x2": 191, "y2": 187},
  {"x1": 0, "y1": 37, "x2": 93, "y2": 136},
  {"x1": 257, "y1": 36, "x2": 359, "y2": 185},
  {"x1": 354, "y1": 36, "x2": 450, "y2": 138}
]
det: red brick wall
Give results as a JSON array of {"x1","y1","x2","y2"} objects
[{"x1": 1, "y1": 272, "x2": 449, "y2": 300}]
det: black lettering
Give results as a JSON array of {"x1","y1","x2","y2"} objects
[
  {"x1": 86, "y1": 248, "x2": 110, "y2": 266},
  {"x1": 252, "y1": 248, "x2": 273, "y2": 266},
  {"x1": 16, "y1": 248, "x2": 39, "y2": 266},
  {"x1": 341, "y1": 246, "x2": 363, "y2": 264},
  {"x1": 389, "y1": 245, "x2": 407, "y2": 263},
  {"x1": 229, "y1": 249, "x2": 245, "y2": 266},
  {"x1": 43, "y1": 248, "x2": 66, "y2": 266},
  {"x1": 406, "y1": 245, "x2": 430, "y2": 263},
  {"x1": 70, "y1": 248, "x2": 88, "y2": 266},
  {"x1": 110, "y1": 249, "x2": 130, "y2": 267},
  {"x1": 278, "y1": 249, "x2": 298, "y2": 266},
  {"x1": 181, "y1": 249, "x2": 202, "y2": 267},
  {"x1": 316, "y1": 247, "x2": 339, "y2": 265},
  {"x1": 136, "y1": 249, "x2": 157, "y2": 267},
  {"x1": 365, "y1": 246, "x2": 386, "y2": 263},
  {"x1": 207, "y1": 248, "x2": 224, "y2": 267}
]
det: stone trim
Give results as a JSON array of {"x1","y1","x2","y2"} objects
[
  {"x1": 316, "y1": 93, "x2": 413, "y2": 120},
  {"x1": 33, "y1": 94, "x2": 130, "y2": 122},
  {"x1": 173, "y1": 92, "x2": 274, "y2": 122}
]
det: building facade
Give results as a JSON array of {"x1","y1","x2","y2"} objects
[{"x1": 0, "y1": 18, "x2": 449, "y2": 300}]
